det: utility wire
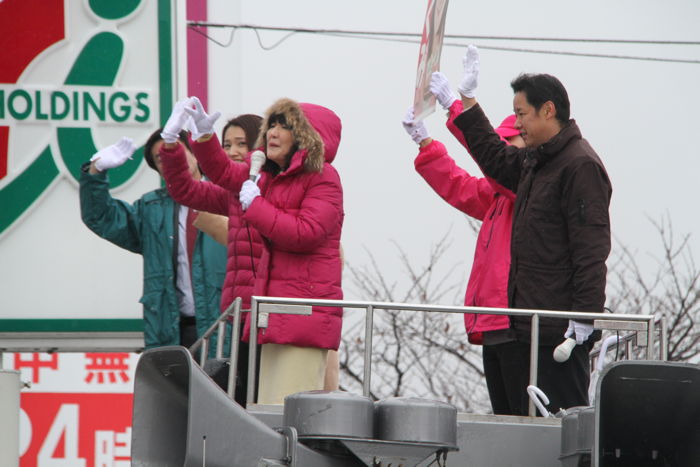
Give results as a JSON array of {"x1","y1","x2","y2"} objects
[
  {"x1": 188, "y1": 22, "x2": 700, "y2": 45},
  {"x1": 188, "y1": 22, "x2": 700, "y2": 65}
]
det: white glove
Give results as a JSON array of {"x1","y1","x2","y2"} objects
[
  {"x1": 161, "y1": 97, "x2": 193, "y2": 143},
  {"x1": 239, "y1": 180, "x2": 261, "y2": 211},
  {"x1": 457, "y1": 45, "x2": 480, "y2": 98},
  {"x1": 401, "y1": 107, "x2": 430, "y2": 145},
  {"x1": 429, "y1": 72, "x2": 458, "y2": 110},
  {"x1": 185, "y1": 96, "x2": 221, "y2": 141},
  {"x1": 564, "y1": 320, "x2": 594, "y2": 345},
  {"x1": 183, "y1": 116, "x2": 198, "y2": 136},
  {"x1": 90, "y1": 137, "x2": 137, "y2": 171}
]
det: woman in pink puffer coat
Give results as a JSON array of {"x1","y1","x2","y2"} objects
[{"x1": 170, "y1": 97, "x2": 344, "y2": 404}]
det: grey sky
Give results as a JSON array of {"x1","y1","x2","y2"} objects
[{"x1": 205, "y1": 1, "x2": 700, "y2": 305}]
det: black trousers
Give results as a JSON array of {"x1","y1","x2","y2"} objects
[
  {"x1": 232, "y1": 339, "x2": 260, "y2": 406},
  {"x1": 482, "y1": 340, "x2": 591, "y2": 416},
  {"x1": 179, "y1": 316, "x2": 199, "y2": 348}
]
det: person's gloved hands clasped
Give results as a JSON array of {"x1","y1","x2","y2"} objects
[
  {"x1": 185, "y1": 96, "x2": 221, "y2": 141},
  {"x1": 430, "y1": 72, "x2": 458, "y2": 110},
  {"x1": 239, "y1": 180, "x2": 261, "y2": 211},
  {"x1": 458, "y1": 45, "x2": 480, "y2": 98},
  {"x1": 401, "y1": 107, "x2": 430, "y2": 145},
  {"x1": 565, "y1": 320, "x2": 594, "y2": 345},
  {"x1": 90, "y1": 137, "x2": 137, "y2": 171},
  {"x1": 161, "y1": 97, "x2": 193, "y2": 143}
]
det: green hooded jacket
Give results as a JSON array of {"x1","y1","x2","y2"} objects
[{"x1": 79, "y1": 169, "x2": 227, "y2": 353}]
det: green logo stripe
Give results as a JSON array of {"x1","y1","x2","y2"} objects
[
  {"x1": 0, "y1": 318, "x2": 144, "y2": 332},
  {"x1": 59, "y1": 31, "x2": 143, "y2": 187},
  {"x1": 88, "y1": 0, "x2": 141, "y2": 20},
  {"x1": 0, "y1": 145, "x2": 59, "y2": 235},
  {"x1": 158, "y1": 0, "x2": 172, "y2": 126},
  {"x1": 64, "y1": 32, "x2": 123, "y2": 86}
]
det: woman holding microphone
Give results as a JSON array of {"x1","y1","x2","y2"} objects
[{"x1": 160, "y1": 96, "x2": 345, "y2": 404}]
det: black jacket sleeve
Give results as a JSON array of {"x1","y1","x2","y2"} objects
[{"x1": 452, "y1": 104, "x2": 523, "y2": 192}]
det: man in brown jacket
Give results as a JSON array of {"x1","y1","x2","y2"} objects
[{"x1": 448, "y1": 46, "x2": 612, "y2": 415}]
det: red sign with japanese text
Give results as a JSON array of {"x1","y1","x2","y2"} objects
[
  {"x1": 20, "y1": 393, "x2": 133, "y2": 467},
  {"x1": 6, "y1": 352, "x2": 140, "y2": 467}
]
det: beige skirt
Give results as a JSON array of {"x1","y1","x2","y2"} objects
[{"x1": 257, "y1": 343, "x2": 328, "y2": 405}]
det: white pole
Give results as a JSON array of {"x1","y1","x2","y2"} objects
[{"x1": 0, "y1": 369, "x2": 21, "y2": 467}]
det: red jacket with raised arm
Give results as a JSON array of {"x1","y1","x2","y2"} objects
[
  {"x1": 159, "y1": 144, "x2": 264, "y2": 316},
  {"x1": 413, "y1": 100, "x2": 513, "y2": 344}
]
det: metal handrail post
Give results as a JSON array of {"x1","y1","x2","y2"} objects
[
  {"x1": 659, "y1": 317, "x2": 668, "y2": 360},
  {"x1": 528, "y1": 314, "x2": 540, "y2": 417},
  {"x1": 247, "y1": 297, "x2": 259, "y2": 407},
  {"x1": 647, "y1": 317, "x2": 656, "y2": 360},
  {"x1": 228, "y1": 298, "x2": 242, "y2": 400},
  {"x1": 625, "y1": 339, "x2": 633, "y2": 360},
  {"x1": 216, "y1": 321, "x2": 225, "y2": 359},
  {"x1": 200, "y1": 339, "x2": 209, "y2": 367},
  {"x1": 362, "y1": 304, "x2": 374, "y2": 398}
]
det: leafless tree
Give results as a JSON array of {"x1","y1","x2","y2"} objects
[
  {"x1": 606, "y1": 214, "x2": 700, "y2": 362},
  {"x1": 339, "y1": 231, "x2": 491, "y2": 412},
  {"x1": 339, "y1": 215, "x2": 700, "y2": 414}
]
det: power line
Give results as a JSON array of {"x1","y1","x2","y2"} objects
[
  {"x1": 188, "y1": 22, "x2": 700, "y2": 45},
  {"x1": 187, "y1": 22, "x2": 700, "y2": 65}
]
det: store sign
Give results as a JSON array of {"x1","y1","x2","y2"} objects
[
  {"x1": 0, "y1": 0, "x2": 176, "y2": 464},
  {"x1": 6, "y1": 352, "x2": 140, "y2": 467},
  {"x1": 0, "y1": 0, "x2": 174, "y2": 237}
]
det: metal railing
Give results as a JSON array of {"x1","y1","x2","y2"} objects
[
  {"x1": 0, "y1": 300, "x2": 662, "y2": 417},
  {"x1": 195, "y1": 296, "x2": 664, "y2": 417},
  {"x1": 589, "y1": 316, "x2": 667, "y2": 368}
]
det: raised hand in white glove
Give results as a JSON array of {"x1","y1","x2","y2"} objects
[
  {"x1": 564, "y1": 320, "x2": 594, "y2": 345},
  {"x1": 430, "y1": 72, "x2": 458, "y2": 110},
  {"x1": 161, "y1": 97, "x2": 193, "y2": 143},
  {"x1": 90, "y1": 137, "x2": 137, "y2": 171},
  {"x1": 183, "y1": 115, "x2": 198, "y2": 137},
  {"x1": 239, "y1": 180, "x2": 261, "y2": 211},
  {"x1": 401, "y1": 107, "x2": 430, "y2": 145},
  {"x1": 185, "y1": 96, "x2": 221, "y2": 141},
  {"x1": 457, "y1": 45, "x2": 480, "y2": 98}
]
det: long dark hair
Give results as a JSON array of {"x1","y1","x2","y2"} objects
[{"x1": 221, "y1": 114, "x2": 263, "y2": 150}]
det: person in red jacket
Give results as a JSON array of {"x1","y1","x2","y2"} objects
[
  {"x1": 157, "y1": 105, "x2": 265, "y2": 405},
  {"x1": 402, "y1": 76, "x2": 525, "y2": 415},
  {"x1": 161, "y1": 96, "x2": 344, "y2": 405},
  {"x1": 189, "y1": 114, "x2": 264, "y2": 247}
]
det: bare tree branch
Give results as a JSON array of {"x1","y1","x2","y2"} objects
[
  {"x1": 607, "y1": 213, "x2": 699, "y2": 362},
  {"x1": 341, "y1": 232, "x2": 490, "y2": 411}
]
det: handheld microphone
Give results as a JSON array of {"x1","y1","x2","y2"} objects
[
  {"x1": 249, "y1": 150, "x2": 266, "y2": 181},
  {"x1": 553, "y1": 337, "x2": 577, "y2": 363}
]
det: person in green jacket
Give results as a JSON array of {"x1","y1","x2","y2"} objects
[{"x1": 79, "y1": 129, "x2": 227, "y2": 353}]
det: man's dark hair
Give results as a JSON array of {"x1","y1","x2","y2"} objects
[
  {"x1": 511, "y1": 73, "x2": 570, "y2": 124},
  {"x1": 143, "y1": 129, "x2": 191, "y2": 172}
]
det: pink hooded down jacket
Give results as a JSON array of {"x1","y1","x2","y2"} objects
[
  {"x1": 185, "y1": 99, "x2": 344, "y2": 350},
  {"x1": 414, "y1": 100, "x2": 513, "y2": 344},
  {"x1": 159, "y1": 143, "x2": 264, "y2": 314}
]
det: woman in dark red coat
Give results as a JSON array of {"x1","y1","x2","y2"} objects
[{"x1": 176, "y1": 97, "x2": 344, "y2": 404}]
